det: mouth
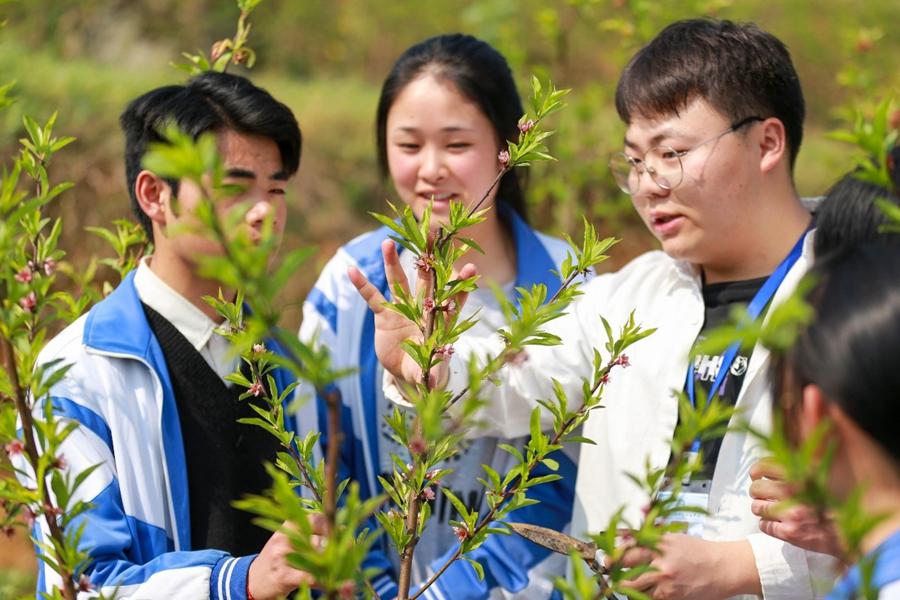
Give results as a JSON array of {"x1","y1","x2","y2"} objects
[
  {"x1": 649, "y1": 213, "x2": 685, "y2": 236},
  {"x1": 417, "y1": 192, "x2": 457, "y2": 203}
]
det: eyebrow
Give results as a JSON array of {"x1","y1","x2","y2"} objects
[
  {"x1": 624, "y1": 126, "x2": 690, "y2": 151},
  {"x1": 394, "y1": 126, "x2": 475, "y2": 134},
  {"x1": 225, "y1": 167, "x2": 289, "y2": 181}
]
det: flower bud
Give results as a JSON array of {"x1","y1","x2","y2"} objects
[
  {"x1": 252, "y1": 343, "x2": 266, "y2": 355},
  {"x1": 42, "y1": 258, "x2": 56, "y2": 276},
  {"x1": 210, "y1": 40, "x2": 229, "y2": 62},
  {"x1": 518, "y1": 119, "x2": 535, "y2": 134},
  {"x1": 614, "y1": 355, "x2": 630, "y2": 368},
  {"x1": 19, "y1": 292, "x2": 37, "y2": 313},
  {"x1": 248, "y1": 380, "x2": 265, "y2": 397},
  {"x1": 452, "y1": 525, "x2": 468, "y2": 542},
  {"x1": 4, "y1": 440, "x2": 24, "y2": 457},
  {"x1": 14, "y1": 267, "x2": 33, "y2": 283},
  {"x1": 422, "y1": 487, "x2": 436, "y2": 501},
  {"x1": 409, "y1": 436, "x2": 426, "y2": 455},
  {"x1": 498, "y1": 150, "x2": 510, "y2": 168},
  {"x1": 338, "y1": 580, "x2": 355, "y2": 599}
]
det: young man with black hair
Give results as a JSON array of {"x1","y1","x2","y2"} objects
[
  {"x1": 355, "y1": 18, "x2": 835, "y2": 599},
  {"x1": 28, "y1": 71, "x2": 317, "y2": 600}
]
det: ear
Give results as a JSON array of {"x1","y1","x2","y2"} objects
[
  {"x1": 134, "y1": 170, "x2": 172, "y2": 229},
  {"x1": 798, "y1": 383, "x2": 830, "y2": 440},
  {"x1": 757, "y1": 117, "x2": 788, "y2": 175}
]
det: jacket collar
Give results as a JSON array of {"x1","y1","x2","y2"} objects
[{"x1": 83, "y1": 270, "x2": 156, "y2": 359}]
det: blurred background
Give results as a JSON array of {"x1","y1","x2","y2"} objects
[{"x1": 0, "y1": 0, "x2": 897, "y2": 592}]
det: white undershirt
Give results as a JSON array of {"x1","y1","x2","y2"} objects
[{"x1": 133, "y1": 257, "x2": 238, "y2": 382}]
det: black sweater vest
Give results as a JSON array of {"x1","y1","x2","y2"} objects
[{"x1": 143, "y1": 304, "x2": 278, "y2": 555}]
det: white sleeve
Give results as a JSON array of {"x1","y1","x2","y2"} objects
[{"x1": 747, "y1": 532, "x2": 838, "y2": 599}]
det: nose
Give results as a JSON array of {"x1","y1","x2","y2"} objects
[
  {"x1": 245, "y1": 192, "x2": 274, "y2": 229},
  {"x1": 418, "y1": 146, "x2": 446, "y2": 182}
]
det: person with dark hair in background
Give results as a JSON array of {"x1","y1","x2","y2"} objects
[
  {"x1": 356, "y1": 19, "x2": 838, "y2": 599},
  {"x1": 23, "y1": 71, "x2": 315, "y2": 599},
  {"x1": 298, "y1": 33, "x2": 582, "y2": 599},
  {"x1": 768, "y1": 244, "x2": 900, "y2": 599},
  {"x1": 751, "y1": 172, "x2": 900, "y2": 564}
]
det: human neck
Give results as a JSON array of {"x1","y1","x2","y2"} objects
[
  {"x1": 454, "y1": 207, "x2": 516, "y2": 285},
  {"x1": 148, "y1": 251, "x2": 232, "y2": 322},
  {"x1": 702, "y1": 190, "x2": 811, "y2": 284}
]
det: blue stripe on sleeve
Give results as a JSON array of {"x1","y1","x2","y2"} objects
[
  {"x1": 49, "y1": 396, "x2": 114, "y2": 456},
  {"x1": 306, "y1": 287, "x2": 338, "y2": 332}
]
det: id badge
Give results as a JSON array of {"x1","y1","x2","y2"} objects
[{"x1": 657, "y1": 482, "x2": 710, "y2": 538}]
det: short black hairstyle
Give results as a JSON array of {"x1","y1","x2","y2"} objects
[
  {"x1": 375, "y1": 33, "x2": 528, "y2": 223},
  {"x1": 120, "y1": 71, "x2": 302, "y2": 240},
  {"x1": 814, "y1": 173, "x2": 900, "y2": 258},
  {"x1": 773, "y1": 244, "x2": 900, "y2": 462},
  {"x1": 615, "y1": 18, "x2": 805, "y2": 170}
]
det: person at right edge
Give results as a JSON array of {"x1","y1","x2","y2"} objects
[{"x1": 353, "y1": 18, "x2": 837, "y2": 599}]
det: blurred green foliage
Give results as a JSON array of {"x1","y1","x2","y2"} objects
[{"x1": 0, "y1": 0, "x2": 897, "y2": 317}]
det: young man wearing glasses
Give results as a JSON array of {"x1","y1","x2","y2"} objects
[{"x1": 353, "y1": 18, "x2": 834, "y2": 599}]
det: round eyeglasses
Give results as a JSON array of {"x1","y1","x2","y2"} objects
[{"x1": 608, "y1": 116, "x2": 764, "y2": 195}]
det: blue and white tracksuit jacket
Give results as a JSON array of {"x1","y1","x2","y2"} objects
[
  {"x1": 23, "y1": 271, "x2": 301, "y2": 599},
  {"x1": 298, "y1": 210, "x2": 580, "y2": 600}
]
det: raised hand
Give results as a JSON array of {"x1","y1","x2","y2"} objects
[{"x1": 348, "y1": 238, "x2": 476, "y2": 389}]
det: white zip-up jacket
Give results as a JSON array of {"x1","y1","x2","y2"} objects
[{"x1": 440, "y1": 231, "x2": 836, "y2": 599}]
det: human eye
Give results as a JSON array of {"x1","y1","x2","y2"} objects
[
  {"x1": 446, "y1": 141, "x2": 472, "y2": 151},
  {"x1": 395, "y1": 141, "x2": 420, "y2": 152}
]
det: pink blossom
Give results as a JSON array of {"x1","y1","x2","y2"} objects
[
  {"x1": 50, "y1": 455, "x2": 67, "y2": 470},
  {"x1": 599, "y1": 373, "x2": 610, "y2": 385},
  {"x1": 4, "y1": 439, "x2": 24, "y2": 457},
  {"x1": 42, "y1": 258, "x2": 56, "y2": 276},
  {"x1": 252, "y1": 343, "x2": 266, "y2": 355},
  {"x1": 452, "y1": 526, "x2": 468, "y2": 542},
  {"x1": 14, "y1": 267, "x2": 33, "y2": 283},
  {"x1": 248, "y1": 380, "x2": 265, "y2": 397},
  {"x1": 337, "y1": 580, "x2": 355, "y2": 599},
  {"x1": 505, "y1": 350, "x2": 529, "y2": 366},
  {"x1": 425, "y1": 469, "x2": 439, "y2": 480},
  {"x1": 435, "y1": 344, "x2": 454, "y2": 358},
  {"x1": 614, "y1": 355, "x2": 630, "y2": 368},
  {"x1": 18, "y1": 292, "x2": 37, "y2": 313},
  {"x1": 423, "y1": 297, "x2": 435, "y2": 313},
  {"x1": 498, "y1": 150, "x2": 510, "y2": 168},
  {"x1": 77, "y1": 574, "x2": 93, "y2": 592},
  {"x1": 408, "y1": 437, "x2": 426, "y2": 455},
  {"x1": 518, "y1": 119, "x2": 535, "y2": 134},
  {"x1": 414, "y1": 253, "x2": 433, "y2": 271},
  {"x1": 210, "y1": 40, "x2": 228, "y2": 62},
  {"x1": 422, "y1": 487, "x2": 436, "y2": 501}
]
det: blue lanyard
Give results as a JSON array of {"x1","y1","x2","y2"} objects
[
  {"x1": 685, "y1": 231, "x2": 808, "y2": 454},
  {"x1": 827, "y1": 529, "x2": 900, "y2": 599}
]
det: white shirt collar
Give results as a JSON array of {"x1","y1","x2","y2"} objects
[{"x1": 133, "y1": 257, "x2": 219, "y2": 352}]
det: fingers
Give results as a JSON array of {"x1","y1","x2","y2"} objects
[
  {"x1": 750, "y1": 458, "x2": 785, "y2": 481},
  {"x1": 381, "y1": 239, "x2": 412, "y2": 298},
  {"x1": 749, "y1": 476, "x2": 794, "y2": 501},
  {"x1": 348, "y1": 266, "x2": 387, "y2": 314},
  {"x1": 751, "y1": 499, "x2": 784, "y2": 521},
  {"x1": 450, "y1": 262, "x2": 477, "y2": 318},
  {"x1": 617, "y1": 545, "x2": 655, "y2": 569}
]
